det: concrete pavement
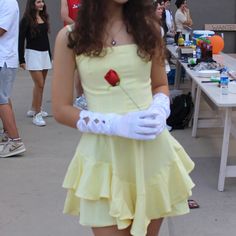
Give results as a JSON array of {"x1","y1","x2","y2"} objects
[{"x1": 0, "y1": 69, "x2": 236, "y2": 236}]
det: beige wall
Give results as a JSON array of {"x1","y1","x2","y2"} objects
[{"x1": 18, "y1": 0, "x2": 236, "y2": 53}]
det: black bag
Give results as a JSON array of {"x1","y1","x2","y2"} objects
[{"x1": 167, "y1": 92, "x2": 194, "y2": 129}]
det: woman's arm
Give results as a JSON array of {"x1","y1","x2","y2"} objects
[
  {"x1": 52, "y1": 27, "x2": 80, "y2": 128},
  {"x1": 52, "y1": 28, "x2": 162, "y2": 139},
  {"x1": 151, "y1": 50, "x2": 169, "y2": 97},
  {"x1": 183, "y1": 7, "x2": 193, "y2": 27},
  {"x1": 61, "y1": 0, "x2": 74, "y2": 25},
  {"x1": 147, "y1": 49, "x2": 170, "y2": 133},
  {"x1": 18, "y1": 17, "x2": 28, "y2": 67}
]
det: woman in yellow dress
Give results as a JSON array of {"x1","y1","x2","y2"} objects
[{"x1": 52, "y1": 0, "x2": 195, "y2": 235}]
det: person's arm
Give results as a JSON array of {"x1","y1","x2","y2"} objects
[
  {"x1": 183, "y1": 7, "x2": 193, "y2": 27},
  {"x1": 61, "y1": 0, "x2": 74, "y2": 25},
  {"x1": 18, "y1": 17, "x2": 28, "y2": 68},
  {"x1": 149, "y1": 46, "x2": 170, "y2": 126},
  {"x1": 0, "y1": 3, "x2": 11, "y2": 36},
  {"x1": 52, "y1": 27, "x2": 79, "y2": 128},
  {"x1": 151, "y1": 49, "x2": 169, "y2": 96},
  {"x1": 52, "y1": 28, "x2": 162, "y2": 140},
  {"x1": 0, "y1": 28, "x2": 6, "y2": 36}
]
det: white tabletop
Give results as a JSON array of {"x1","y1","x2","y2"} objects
[
  {"x1": 192, "y1": 77, "x2": 236, "y2": 107},
  {"x1": 167, "y1": 44, "x2": 236, "y2": 107}
]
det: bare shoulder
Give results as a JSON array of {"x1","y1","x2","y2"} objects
[{"x1": 55, "y1": 26, "x2": 70, "y2": 44}]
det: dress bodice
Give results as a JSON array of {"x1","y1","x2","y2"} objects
[{"x1": 76, "y1": 45, "x2": 153, "y2": 114}]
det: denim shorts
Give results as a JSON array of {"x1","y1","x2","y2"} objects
[{"x1": 0, "y1": 63, "x2": 17, "y2": 104}]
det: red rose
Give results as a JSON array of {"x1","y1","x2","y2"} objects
[
  {"x1": 104, "y1": 69, "x2": 120, "y2": 87},
  {"x1": 104, "y1": 69, "x2": 140, "y2": 110}
]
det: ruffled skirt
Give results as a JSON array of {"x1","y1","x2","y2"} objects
[{"x1": 62, "y1": 129, "x2": 195, "y2": 236}]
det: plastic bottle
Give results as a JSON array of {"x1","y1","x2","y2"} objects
[
  {"x1": 206, "y1": 44, "x2": 213, "y2": 60},
  {"x1": 220, "y1": 68, "x2": 229, "y2": 95},
  {"x1": 178, "y1": 32, "x2": 185, "y2": 46},
  {"x1": 201, "y1": 41, "x2": 207, "y2": 61},
  {"x1": 196, "y1": 46, "x2": 201, "y2": 60},
  {"x1": 191, "y1": 48, "x2": 197, "y2": 64},
  {"x1": 193, "y1": 49, "x2": 196, "y2": 58}
]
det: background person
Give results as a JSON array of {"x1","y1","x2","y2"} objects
[
  {"x1": 61, "y1": 0, "x2": 81, "y2": 25},
  {"x1": 174, "y1": 0, "x2": 193, "y2": 42},
  {"x1": 60, "y1": 0, "x2": 85, "y2": 109},
  {"x1": 164, "y1": 0, "x2": 176, "y2": 44},
  {"x1": 0, "y1": 0, "x2": 26, "y2": 158},
  {"x1": 19, "y1": 0, "x2": 52, "y2": 127},
  {"x1": 153, "y1": 0, "x2": 168, "y2": 37},
  {"x1": 154, "y1": 0, "x2": 171, "y2": 74},
  {"x1": 52, "y1": 0, "x2": 195, "y2": 236}
]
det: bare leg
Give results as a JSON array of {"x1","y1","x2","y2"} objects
[
  {"x1": 92, "y1": 218, "x2": 163, "y2": 236},
  {"x1": 1, "y1": 99, "x2": 13, "y2": 132},
  {"x1": 29, "y1": 70, "x2": 47, "y2": 113},
  {"x1": 92, "y1": 225, "x2": 132, "y2": 236},
  {"x1": 147, "y1": 218, "x2": 163, "y2": 236},
  {"x1": 0, "y1": 100, "x2": 20, "y2": 139},
  {"x1": 42, "y1": 69, "x2": 48, "y2": 80}
]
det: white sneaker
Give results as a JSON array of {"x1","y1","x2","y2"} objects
[
  {"x1": 0, "y1": 140, "x2": 26, "y2": 158},
  {"x1": 32, "y1": 113, "x2": 46, "y2": 126},
  {"x1": 27, "y1": 110, "x2": 48, "y2": 117}
]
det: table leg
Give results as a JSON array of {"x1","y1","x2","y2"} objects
[
  {"x1": 174, "y1": 60, "x2": 181, "y2": 89},
  {"x1": 191, "y1": 80, "x2": 197, "y2": 102},
  {"x1": 218, "y1": 108, "x2": 232, "y2": 191},
  {"x1": 192, "y1": 85, "x2": 201, "y2": 137}
]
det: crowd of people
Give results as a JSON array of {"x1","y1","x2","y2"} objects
[
  {"x1": 1, "y1": 1, "x2": 195, "y2": 236},
  {"x1": 0, "y1": 0, "x2": 82, "y2": 157},
  {"x1": 153, "y1": 0, "x2": 193, "y2": 44}
]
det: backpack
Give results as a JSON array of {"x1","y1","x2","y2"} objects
[{"x1": 167, "y1": 92, "x2": 194, "y2": 129}]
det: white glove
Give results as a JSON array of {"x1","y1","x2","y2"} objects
[
  {"x1": 147, "y1": 92, "x2": 170, "y2": 136},
  {"x1": 76, "y1": 109, "x2": 162, "y2": 140}
]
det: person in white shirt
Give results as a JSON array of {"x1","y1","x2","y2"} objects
[
  {"x1": 174, "y1": 0, "x2": 192, "y2": 41},
  {"x1": 0, "y1": 0, "x2": 26, "y2": 157},
  {"x1": 164, "y1": 0, "x2": 176, "y2": 44}
]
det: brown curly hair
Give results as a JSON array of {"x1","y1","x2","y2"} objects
[
  {"x1": 68, "y1": 0, "x2": 165, "y2": 62},
  {"x1": 23, "y1": 0, "x2": 49, "y2": 38}
]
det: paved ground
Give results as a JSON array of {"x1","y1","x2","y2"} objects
[{"x1": 0, "y1": 70, "x2": 236, "y2": 236}]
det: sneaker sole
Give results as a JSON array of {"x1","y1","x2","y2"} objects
[
  {"x1": 32, "y1": 122, "x2": 46, "y2": 127},
  {"x1": 27, "y1": 112, "x2": 48, "y2": 118},
  {"x1": 28, "y1": 114, "x2": 48, "y2": 118},
  {"x1": 1, "y1": 147, "x2": 26, "y2": 158}
]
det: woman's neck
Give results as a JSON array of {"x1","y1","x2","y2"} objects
[
  {"x1": 36, "y1": 12, "x2": 44, "y2": 23},
  {"x1": 106, "y1": 2, "x2": 124, "y2": 23}
]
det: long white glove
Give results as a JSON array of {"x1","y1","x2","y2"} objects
[
  {"x1": 147, "y1": 92, "x2": 170, "y2": 135},
  {"x1": 76, "y1": 109, "x2": 162, "y2": 140}
]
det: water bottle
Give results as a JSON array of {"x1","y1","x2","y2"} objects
[
  {"x1": 220, "y1": 68, "x2": 229, "y2": 95},
  {"x1": 193, "y1": 49, "x2": 196, "y2": 59},
  {"x1": 196, "y1": 46, "x2": 201, "y2": 60},
  {"x1": 177, "y1": 32, "x2": 185, "y2": 46}
]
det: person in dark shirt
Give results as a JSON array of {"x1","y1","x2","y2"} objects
[{"x1": 19, "y1": 0, "x2": 51, "y2": 127}]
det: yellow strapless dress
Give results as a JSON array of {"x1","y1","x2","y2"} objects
[{"x1": 62, "y1": 45, "x2": 195, "y2": 236}]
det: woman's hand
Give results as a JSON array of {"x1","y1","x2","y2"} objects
[
  {"x1": 147, "y1": 93, "x2": 170, "y2": 136},
  {"x1": 20, "y1": 63, "x2": 26, "y2": 70},
  {"x1": 77, "y1": 109, "x2": 163, "y2": 140},
  {"x1": 183, "y1": 6, "x2": 189, "y2": 14}
]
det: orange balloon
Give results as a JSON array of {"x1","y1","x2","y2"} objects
[{"x1": 209, "y1": 35, "x2": 224, "y2": 54}]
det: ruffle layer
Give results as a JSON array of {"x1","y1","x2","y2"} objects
[{"x1": 62, "y1": 148, "x2": 194, "y2": 236}]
